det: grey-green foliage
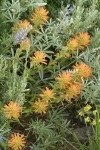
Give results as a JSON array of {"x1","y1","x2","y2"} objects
[
  {"x1": 28, "y1": 119, "x2": 61, "y2": 149},
  {"x1": 28, "y1": 109, "x2": 70, "y2": 150},
  {"x1": 28, "y1": 109, "x2": 69, "y2": 150},
  {"x1": 30, "y1": 0, "x2": 99, "y2": 53},
  {"x1": 1, "y1": 0, "x2": 46, "y2": 23},
  {"x1": 31, "y1": 19, "x2": 63, "y2": 51},
  {"x1": 91, "y1": 28, "x2": 100, "y2": 48},
  {"x1": 53, "y1": 0, "x2": 99, "y2": 41},
  {"x1": 30, "y1": 144, "x2": 46, "y2": 150},
  {"x1": 0, "y1": 124, "x2": 10, "y2": 149},
  {"x1": 0, "y1": 124, "x2": 10, "y2": 138},
  {"x1": 0, "y1": 50, "x2": 28, "y2": 105},
  {"x1": 0, "y1": 55, "x2": 8, "y2": 101},
  {"x1": 72, "y1": 0, "x2": 99, "y2": 32},
  {"x1": 1, "y1": 0, "x2": 25, "y2": 23},
  {"x1": 0, "y1": 33, "x2": 13, "y2": 55},
  {"x1": 0, "y1": 55, "x2": 8, "y2": 81},
  {"x1": 28, "y1": 119, "x2": 54, "y2": 138},
  {"x1": 4, "y1": 72, "x2": 28, "y2": 105},
  {"x1": 80, "y1": 77, "x2": 100, "y2": 104},
  {"x1": 0, "y1": 0, "x2": 47, "y2": 54},
  {"x1": 77, "y1": 43, "x2": 100, "y2": 104},
  {"x1": 47, "y1": 108, "x2": 70, "y2": 134}
]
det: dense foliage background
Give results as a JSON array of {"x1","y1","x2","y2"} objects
[{"x1": 0, "y1": 0, "x2": 100, "y2": 150}]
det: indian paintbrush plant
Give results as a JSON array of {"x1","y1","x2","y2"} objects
[{"x1": 0, "y1": 0, "x2": 100, "y2": 149}]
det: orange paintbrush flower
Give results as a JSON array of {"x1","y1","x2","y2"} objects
[
  {"x1": 39, "y1": 87, "x2": 55, "y2": 102},
  {"x1": 73, "y1": 62, "x2": 92, "y2": 79},
  {"x1": 8, "y1": 133, "x2": 26, "y2": 150},
  {"x1": 56, "y1": 71, "x2": 72, "y2": 88},
  {"x1": 3, "y1": 101, "x2": 22, "y2": 119},
  {"x1": 75, "y1": 32, "x2": 90, "y2": 50},
  {"x1": 33, "y1": 98, "x2": 48, "y2": 114},
  {"x1": 31, "y1": 7, "x2": 49, "y2": 25},
  {"x1": 66, "y1": 83, "x2": 81, "y2": 100},
  {"x1": 30, "y1": 51, "x2": 47, "y2": 67},
  {"x1": 20, "y1": 38, "x2": 30, "y2": 50},
  {"x1": 66, "y1": 38, "x2": 78, "y2": 52},
  {"x1": 16, "y1": 20, "x2": 30, "y2": 30}
]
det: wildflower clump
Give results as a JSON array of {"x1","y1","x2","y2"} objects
[
  {"x1": 0, "y1": 1, "x2": 99, "y2": 149},
  {"x1": 91, "y1": 120, "x2": 96, "y2": 125},
  {"x1": 31, "y1": 7, "x2": 49, "y2": 26},
  {"x1": 3, "y1": 101, "x2": 22, "y2": 119},
  {"x1": 93, "y1": 110, "x2": 97, "y2": 115},
  {"x1": 13, "y1": 20, "x2": 31, "y2": 32},
  {"x1": 19, "y1": 38, "x2": 31, "y2": 50},
  {"x1": 13, "y1": 19, "x2": 32, "y2": 51},
  {"x1": 79, "y1": 111, "x2": 84, "y2": 116},
  {"x1": 73, "y1": 62, "x2": 92, "y2": 79},
  {"x1": 56, "y1": 72, "x2": 72, "y2": 89},
  {"x1": 75, "y1": 32, "x2": 91, "y2": 50},
  {"x1": 14, "y1": 28, "x2": 27, "y2": 44},
  {"x1": 55, "y1": 62, "x2": 92, "y2": 101},
  {"x1": 8, "y1": 133, "x2": 26, "y2": 150},
  {"x1": 66, "y1": 32, "x2": 91, "y2": 53},
  {"x1": 56, "y1": 47, "x2": 70, "y2": 59},
  {"x1": 33, "y1": 98, "x2": 48, "y2": 114},
  {"x1": 39, "y1": 87, "x2": 55, "y2": 103},
  {"x1": 84, "y1": 116, "x2": 90, "y2": 123},
  {"x1": 79, "y1": 105, "x2": 99, "y2": 125},
  {"x1": 66, "y1": 38, "x2": 78, "y2": 52},
  {"x1": 66, "y1": 83, "x2": 82, "y2": 100},
  {"x1": 30, "y1": 51, "x2": 47, "y2": 67},
  {"x1": 84, "y1": 104, "x2": 92, "y2": 112}
]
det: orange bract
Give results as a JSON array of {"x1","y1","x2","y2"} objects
[
  {"x1": 39, "y1": 87, "x2": 55, "y2": 102},
  {"x1": 20, "y1": 38, "x2": 30, "y2": 50},
  {"x1": 31, "y1": 7, "x2": 49, "y2": 25},
  {"x1": 75, "y1": 32, "x2": 90, "y2": 50},
  {"x1": 17, "y1": 20, "x2": 30, "y2": 30},
  {"x1": 3, "y1": 101, "x2": 22, "y2": 119},
  {"x1": 66, "y1": 83, "x2": 81, "y2": 100},
  {"x1": 66, "y1": 38, "x2": 78, "y2": 52},
  {"x1": 30, "y1": 51, "x2": 47, "y2": 66},
  {"x1": 73, "y1": 62, "x2": 92, "y2": 78},
  {"x1": 56, "y1": 71, "x2": 72, "y2": 88},
  {"x1": 8, "y1": 133, "x2": 26, "y2": 150},
  {"x1": 33, "y1": 98, "x2": 48, "y2": 114}
]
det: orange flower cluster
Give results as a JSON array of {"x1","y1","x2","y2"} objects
[
  {"x1": 33, "y1": 87, "x2": 55, "y2": 114},
  {"x1": 67, "y1": 32, "x2": 90, "y2": 52},
  {"x1": 66, "y1": 84, "x2": 81, "y2": 100},
  {"x1": 56, "y1": 62, "x2": 92, "y2": 101},
  {"x1": 56, "y1": 72, "x2": 72, "y2": 89},
  {"x1": 8, "y1": 133, "x2": 26, "y2": 150},
  {"x1": 31, "y1": 7, "x2": 49, "y2": 25},
  {"x1": 13, "y1": 19, "x2": 32, "y2": 50},
  {"x1": 67, "y1": 38, "x2": 78, "y2": 52},
  {"x1": 20, "y1": 38, "x2": 30, "y2": 50},
  {"x1": 73, "y1": 62, "x2": 92, "y2": 79},
  {"x1": 39, "y1": 87, "x2": 55, "y2": 103},
  {"x1": 13, "y1": 7, "x2": 49, "y2": 51},
  {"x1": 16, "y1": 20, "x2": 30, "y2": 30},
  {"x1": 13, "y1": 20, "x2": 31, "y2": 32},
  {"x1": 30, "y1": 51, "x2": 47, "y2": 67},
  {"x1": 75, "y1": 32, "x2": 90, "y2": 50},
  {"x1": 33, "y1": 98, "x2": 48, "y2": 114},
  {"x1": 3, "y1": 101, "x2": 22, "y2": 119}
]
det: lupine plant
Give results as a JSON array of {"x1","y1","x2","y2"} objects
[{"x1": 0, "y1": 0, "x2": 100, "y2": 149}]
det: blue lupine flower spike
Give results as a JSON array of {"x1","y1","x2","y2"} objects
[
  {"x1": 14, "y1": 28, "x2": 27, "y2": 44},
  {"x1": 0, "y1": 136, "x2": 3, "y2": 142}
]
